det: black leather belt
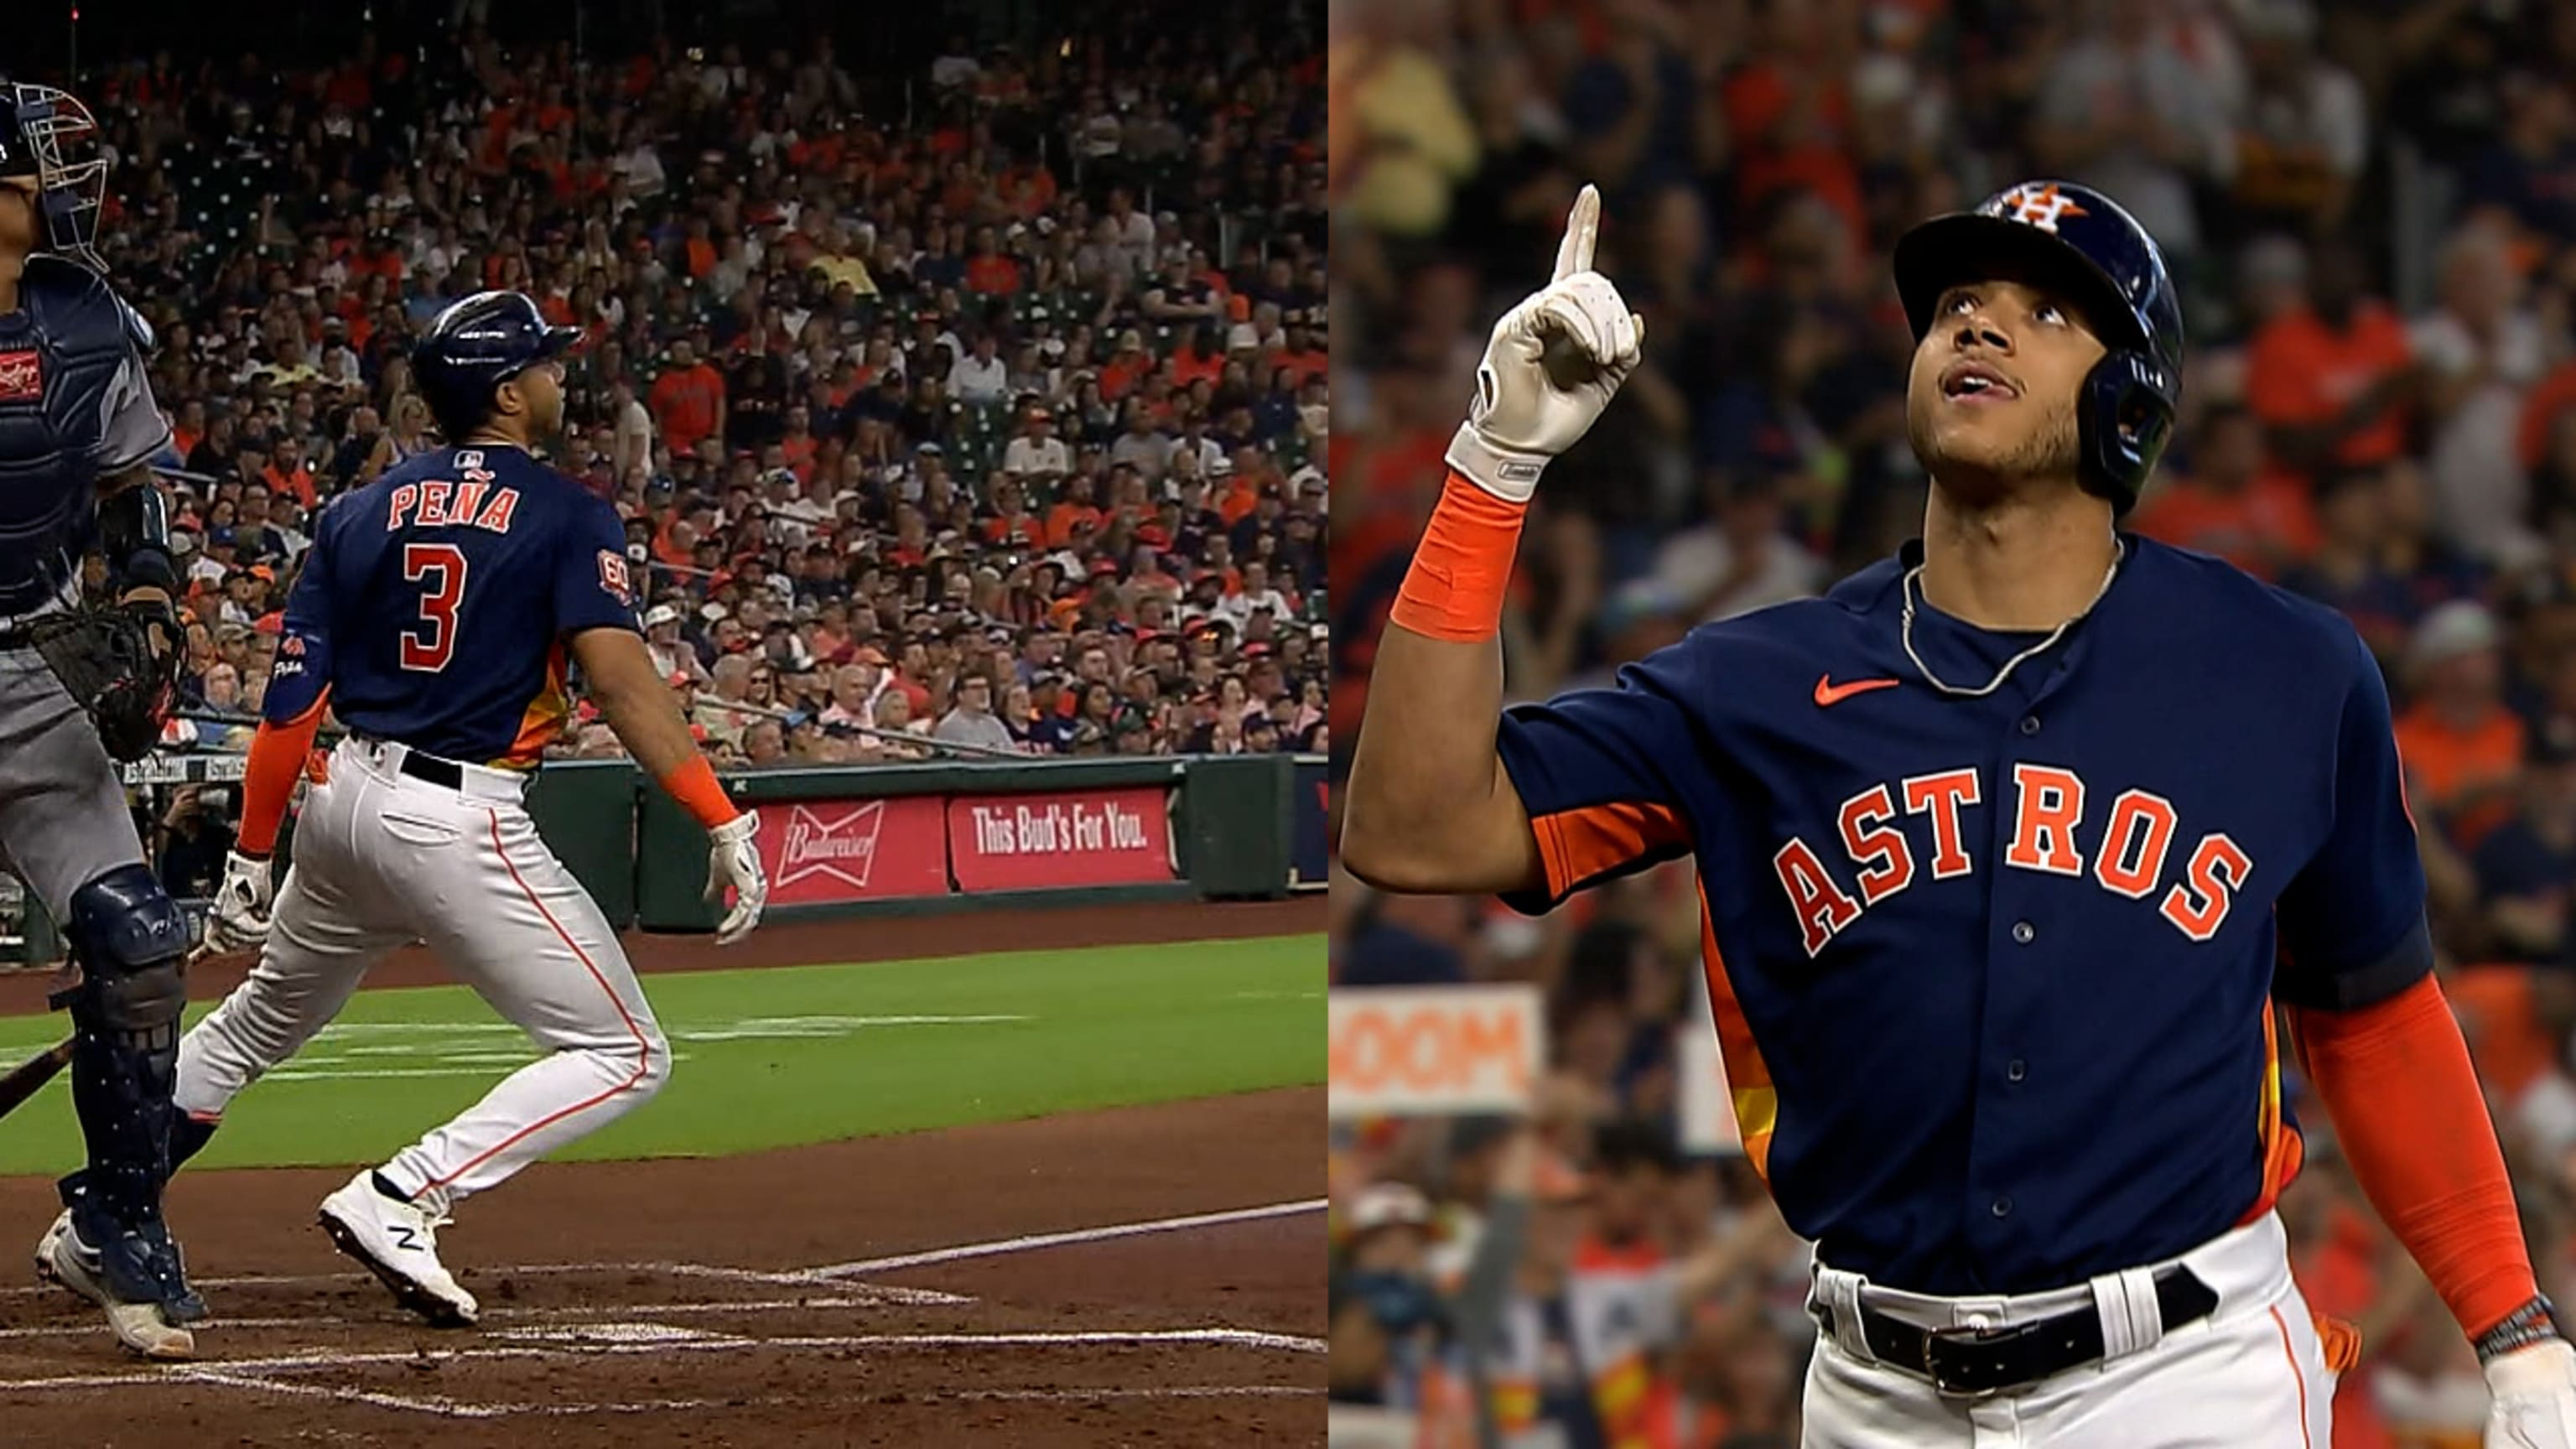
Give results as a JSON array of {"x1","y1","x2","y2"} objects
[
  {"x1": 1817, "y1": 1266, "x2": 2218, "y2": 1395},
  {"x1": 357, "y1": 738, "x2": 466, "y2": 790},
  {"x1": 396, "y1": 750, "x2": 465, "y2": 790}
]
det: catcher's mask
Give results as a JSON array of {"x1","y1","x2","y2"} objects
[{"x1": 0, "y1": 80, "x2": 108, "y2": 273}]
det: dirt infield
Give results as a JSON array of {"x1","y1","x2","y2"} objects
[
  {"x1": 0, "y1": 896, "x2": 1327, "y2": 1443},
  {"x1": 0, "y1": 1087, "x2": 1323, "y2": 1446}
]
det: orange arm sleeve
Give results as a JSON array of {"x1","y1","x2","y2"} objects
[
  {"x1": 657, "y1": 753, "x2": 742, "y2": 833},
  {"x1": 1387, "y1": 471, "x2": 1530, "y2": 643},
  {"x1": 234, "y1": 690, "x2": 330, "y2": 859},
  {"x1": 2288, "y1": 974, "x2": 2537, "y2": 1340}
]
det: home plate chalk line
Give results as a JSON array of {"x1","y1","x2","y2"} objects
[{"x1": 0, "y1": 1197, "x2": 1328, "y2": 1419}]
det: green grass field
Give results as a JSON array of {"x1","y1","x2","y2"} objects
[{"x1": 0, "y1": 935, "x2": 1324, "y2": 1176}]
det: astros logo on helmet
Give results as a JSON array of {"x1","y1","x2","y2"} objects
[{"x1": 1992, "y1": 182, "x2": 2090, "y2": 233}]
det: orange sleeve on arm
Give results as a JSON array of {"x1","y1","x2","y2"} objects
[
  {"x1": 657, "y1": 753, "x2": 743, "y2": 833},
  {"x1": 234, "y1": 691, "x2": 330, "y2": 859},
  {"x1": 2288, "y1": 974, "x2": 2538, "y2": 1339},
  {"x1": 1386, "y1": 471, "x2": 1530, "y2": 644}
]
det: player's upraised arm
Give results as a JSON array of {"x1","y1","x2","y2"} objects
[{"x1": 1341, "y1": 186, "x2": 1649, "y2": 896}]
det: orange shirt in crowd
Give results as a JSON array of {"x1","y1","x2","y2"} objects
[
  {"x1": 652, "y1": 521, "x2": 694, "y2": 569},
  {"x1": 1275, "y1": 346, "x2": 1328, "y2": 388},
  {"x1": 649, "y1": 362, "x2": 726, "y2": 457},
  {"x1": 263, "y1": 462, "x2": 316, "y2": 509},
  {"x1": 780, "y1": 433, "x2": 817, "y2": 477},
  {"x1": 2132, "y1": 470, "x2": 2322, "y2": 578},
  {"x1": 684, "y1": 235, "x2": 718, "y2": 279},
  {"x1": 1100, "y1": 352, "x2": 1151, "y2": 402},
  {"x1": 1044, "y1": 501, "x2": 1103, "y2": 548},
  {"x1": 1002, "y1": 164, "x2": 1057, "y2": 218},
  {"x1": 1172, "y1": 344, "x2": 1225, "y2": 390},
  {"x1": 2246, "y1": 304, "x2": 2414, "y2": 469},
  {"x1": 964, "y1": 253, "x2": 1023, "y2": 295},
  {"x1": 982, "y1": 512, "x2": 1045, "y2": 548},
  {"x1": 1216, "y1": 479, "x2": 1261, "y2": 527},
  {"x1": 2393, "y1": 702, "x2": 2525, "y2": 846}
]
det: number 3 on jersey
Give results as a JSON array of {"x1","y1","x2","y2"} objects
[{"x1": 400, "y1": 543, "x2": 468, "y2": 673}]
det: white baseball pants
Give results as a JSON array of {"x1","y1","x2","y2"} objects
[
  {"x1": 176, "y1": 737, "x2": 670, "y2": 1207},
  {"x1": 1803, "y1": 1213, "x2": 2337, "y2": 1448}
]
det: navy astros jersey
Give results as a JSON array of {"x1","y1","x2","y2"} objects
[
  {"x1": 1498, "y1": 534, "x2": 2430, "y2": 1296},
  {"x1": 265, "y1": 444, "x2": 641, "y2": 766}
]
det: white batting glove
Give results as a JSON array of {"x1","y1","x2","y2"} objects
[
  {"x1": 1446, "y1": 184, "x2": 1646, "y2": 503},
  {"x1": 204, "y1": 849, "x2": 273, "y2": 953},
  {"x1": 704, "y1": 812, "x2": 768, "y2": 946},
  {"x1": 2487, "y1": 1338, "x2": 2576, "y2": 1447}
]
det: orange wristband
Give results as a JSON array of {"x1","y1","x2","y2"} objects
[
  {"x1": 659, "y1": 754, "x2": 740, "y2": 832},
  {"x1": 1388, "y1": 471, "x2": 1530, "y2": 643}
]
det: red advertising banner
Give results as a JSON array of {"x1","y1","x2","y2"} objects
[
  {"x1": 948, "y1": 787, "x2": 1176, "y2": 892},
  {"x1": 758, "y1": 796, "x2": 951, "y2": 905}
]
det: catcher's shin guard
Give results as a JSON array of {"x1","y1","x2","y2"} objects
[{"x1": 53, "y1": 864, "x2": 195, "y2": 1309}]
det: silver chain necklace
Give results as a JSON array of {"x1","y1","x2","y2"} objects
[{"x1": 1899, "y1": 540, "x2": 2124, "y2": 699}]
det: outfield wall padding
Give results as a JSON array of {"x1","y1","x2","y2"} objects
[{"x1": 22, "y1": 755, "x2": 1297, "y2": 961}]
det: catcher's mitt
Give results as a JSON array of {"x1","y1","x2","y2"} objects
[{"x1": 28, "y1": 599, "x2": 184, "y2": 762}]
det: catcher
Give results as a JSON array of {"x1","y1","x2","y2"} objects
[{"x1": 0, "y1": 79, "x2": 200, "y2": 1359}]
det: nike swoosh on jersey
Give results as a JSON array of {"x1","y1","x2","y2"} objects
[{"x1": 1814, "y1": 675, "x2": 1901, "y2": 708}]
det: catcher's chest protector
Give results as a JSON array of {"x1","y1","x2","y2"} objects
[{"x1": 0, "y1": 257, "x2": 134, "y2": 616}]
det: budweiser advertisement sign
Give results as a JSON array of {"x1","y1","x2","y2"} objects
[
  {"x1": 757, "y1": 797, "x2": 949, "y2": 906},
  {"x1": 948, "y1": 787, "x2": 1176, "y2": 892}
]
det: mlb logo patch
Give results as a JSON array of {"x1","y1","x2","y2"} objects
[{"x1": 0, "y1": 351, "x2": 40, "y2": 402}]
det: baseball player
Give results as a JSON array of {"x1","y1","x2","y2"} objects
[
  {"x1": 1341, "y1": 182, "x2": 2576, "y2": 1446},
  {"x1": 0, "y1": 79, "x2": 208, "y2": 1360},
  {"x1": 64, "y1": 290, "x2": 771, "y2": 1329}
]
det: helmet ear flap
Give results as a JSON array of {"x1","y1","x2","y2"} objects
[{"x1": 2078, "y1": 351, "x2": 2178, "y2": 515}]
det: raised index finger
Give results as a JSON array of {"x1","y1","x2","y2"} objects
[{"x1": 1552, "y1": 184, "x2": 1600, "y2": 283}]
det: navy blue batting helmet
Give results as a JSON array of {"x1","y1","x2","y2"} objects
[
  {"x1": 1893, "y1": 180, "x2": 2184, "y2": 513},
  {"x1": 411, "y1": 291, "x2": 579, "y2": 442}
]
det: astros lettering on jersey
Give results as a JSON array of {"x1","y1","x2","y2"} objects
[{"x1": 1497, "y1": 535, "x2": 2422, "y2": 1300}]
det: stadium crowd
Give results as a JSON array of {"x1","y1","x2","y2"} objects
[
  {"x1": 1329, "y1": 0, "x2": 2576, "y2": 1446},
  {"x1": 45, "y1": 0, "x2": 1326, "y2": 799}
]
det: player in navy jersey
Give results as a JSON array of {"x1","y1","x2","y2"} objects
[
  {"x1": 36, "y1": 291, "x2": 773, "y2": 1333},
  {"x1": 1343, "y1": 185, "x2": 2576, "y2": 1444}
]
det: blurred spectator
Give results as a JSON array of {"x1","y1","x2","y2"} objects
[
  {"x1": 2472, "y1": 728, "x2": 2576, "y2": 964},
  {"x1": 2244, "y1": 237, "x2": 2416, "y2": 477},
  {"x1": 933, "y1": 673, "x2": 1016, "y2": 753},
  {"x1": 2032, "y1": 0, "x2": 2232, "y2": 265},
  {"x1": 2397, "y1": 600, "x2": 2525, "y2": 844},
  {"x1": 2136, "y1": 401, "x2": 2319, "y2": 578},
  {"x1": 2412, "y1": 221, "x2": 2552, "y2": 569}
]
